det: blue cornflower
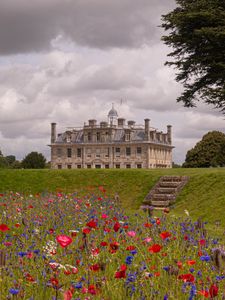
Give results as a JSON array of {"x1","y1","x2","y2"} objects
[
  {"x1": 163, "y1": 266, "x2": 170, "y2": 272},
  {"x1": 125, "y1": 256, "x2": 133, "y2": 265},
  {"x1": 164, "y1": 294, "x2": 169, "y2": 300},
  {"x1": 216, "y1": 275, "x2": 225, "y2": 281},
  {"x1": 74, "y1": 282, "x2": 82, "y2": 289},
  {"x1": 189, "y1": 268, "x2": 195, "y2": 273},
  {"x1": 17, "y1": 251, "x2": 27, "y2": 257},
  {"x1": 189, "y1": 284, "x2": 197, "y2": 300},
  {"x1": 130, "y1": 249, "x2": 137, "y2": 255},
  {"x1": 200, "y1": 255, "x2": 211, "y2": 262},
  {"x1": 9, "y1": 288, "x2": 19, "y2": 295},
  {"x1": 33, "y1": 249, "x2": 40, "y2": 254}
]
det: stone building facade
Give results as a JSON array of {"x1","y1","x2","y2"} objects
[{"x1": 50, "y1": 106, "x2": 174, "y2": 169}]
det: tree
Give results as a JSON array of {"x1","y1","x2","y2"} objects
[
  {"x1": 161, "y1": 0, "x2": 225, "y2": 112},
  {"x1": 183, "y1": 131, "x2": 225, "y2": 167},
  {"x1": 21, "y1": 152, "x2": 46, "y2": 169}
]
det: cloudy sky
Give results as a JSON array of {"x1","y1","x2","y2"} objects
[{"x1": 0, "y1": 0, "x2": 224, "y2": 164}]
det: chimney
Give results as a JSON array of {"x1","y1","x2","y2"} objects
[
  {"x1": 88, "y1": 119, "x2": 97, "y2": 127},
  {"x1": 118, "y1": 118, "x2": 125, "y2": 127},
  {"x1": 127, "y1": 120, "x2": 135, "y2": 128},
  {"x1": 144, "y1": 119, "x2": 150, "y2": 141},
  {"x1": 100, "y1": 121, "x2": 108, "y2": 128},
  {"x1": 167, "y1": 125, "x2": 172, "y2": 144},
  {"x1": 51, "y1": 123, "x2": 56, "y2": 143}
]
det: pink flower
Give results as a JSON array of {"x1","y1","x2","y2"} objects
[
  {"x1": 127, "y1": 231, "x2": 136, "y2": 237},
  {"x1": 144, "y1": 237, "x2": 152, "y2": 243},
  {"x1": 101, "y1": 214, "x2": 108, "y2": 219},
  {"x1": 56, "y1": 235, "x2": 73, "y2": 248}
]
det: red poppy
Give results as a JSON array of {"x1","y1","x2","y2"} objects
[
  {"x1": 187, "y1": 260, "x2": 196, "y2": 265},
  {"x1": 49, "y1": 228, "x2": 54, "y2": 234},
  {"x1": 115, "y1": 265, "x2": 127, "y2": 279},
  {"x1": 156, "y1": 218, "x2": 161, "y2": 225},
  {"x1": 126, "y1": 245, "x2": 136, "y2": 251},
  {"x1": 198, "y1": 290, "x2": 209, "y2": 298},
  {"x1": 86, "y1": 220, "x2": 97, "y2": 229},
  {"x1": 113, "y1": 222, "x2": 121, "y2": 232},
  {"x1": 64, "y1": 270, "x2": 72, "y2": 275},
  {"x1": 50, "y1": 277, "x2": 59, "y2": 286},
  {"x1": 100, "y1": 241, "x2": 108, "y2": 247},
  {"x1": 0, "y1": 224, "x2": 10, "y2": 232},
  {"x1": 144, "y1": 223, "x2": 152, "y2": 228},
  {"x1": 109, "y1": 242, "x2": 120, "y2": 253},
  {"x1": 82, "y1": 228, "x2": 91, "y2": 234},
  {"x1": 178, "y1": 273, "x2": 195, "y2": 283},
  {"x1": 199, "y1": 239, "x2": 206, "y2": 246},
  {"x1": 88, "y1": 284, "x2": 98, "y2": 295},
  {"x1": 148, "y1": 244, "x2": 162, "y2": 253},
  {"x1": 209, "y1": 284, "x2": 218, "y2": 298},
  {"x1": 90, "y1": 264, "x2": 100, "y2": 271},
  {"x1": 63, "y1": 289, "x2": 73, "y2": 300},
  {"x1": 160, "y1": 231, "x2": 171, "y2": 239},
  {"x1": 56, "y1": 235, "x2": 73, "y2": 248}
]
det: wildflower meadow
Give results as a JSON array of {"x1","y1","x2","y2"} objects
[{"x1": 0, "y1": 187, "x2": 225, "y2": 299}]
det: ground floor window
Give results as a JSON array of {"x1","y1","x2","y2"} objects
[
  {"x1": 77, "y1": 164, "x2": 82, "y2": 169},
  {"x1": 115, "y1": 164, "x2": 120, "y2": 169},
  {"x1": 126, "y1": 164, "x2": 131, "y2": 168},
  {"x1": 57, "y1": 164, "x2": 62, "y2": 169},
  {"x1": 87, "y1": 164, "x2": 92, "y2": 168},
  {"x1": 105, "y1": 164, "x2": 109, "y2": 169},
  {"x1": 137, "y1": 164, "x2": 142, "y2": 169},
  {"x1": 67, "y1": 164, "x2": 72, "y2": 169},
  {"x1": 95, "y1": 164, "x2": 101, "y2": 169}
]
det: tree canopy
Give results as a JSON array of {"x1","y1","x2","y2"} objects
[
  {"x1": 21, "y1": 152, "x2": 46, "y2": 169},
  {"x1": 183, "y1": 131, "x2": 225, "y2": 167},
  {"x1": 161, "y1": 0, "x2": 225, "y2": 112}
]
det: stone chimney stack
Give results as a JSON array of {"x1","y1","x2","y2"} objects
[
  {"x1": 127, "y1": 120, "x2": 135, "y2": 128},
  {"x1": 51, "y1": 123, "x2": 56, "y2": 143},
  {"x1": 88, "y1": 119, "x2": 97, "y2": 127},
  {"x1": 144, "y1": 119, "x2": 150, "y2": 141},
  {"x1": 167, "y1": 125, "x2": 172, "y2": 144},
  {"x1": 118, "y1": 118, "x2": 125, "y2": 127}
]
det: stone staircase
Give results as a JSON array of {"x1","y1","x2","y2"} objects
[{"x1": 141, "y1": 176, "x2": 189, "y2": 210}]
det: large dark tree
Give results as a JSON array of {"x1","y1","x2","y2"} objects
[
  {"x1": 183, "y1": 131, "x2": 225, "y2": 167},
  {"x1": 161, "y1": 0, "x2": 225, "y2": 112},
  {"x1": 21, "y1": 152, "x2": 46, "y2": 169}
]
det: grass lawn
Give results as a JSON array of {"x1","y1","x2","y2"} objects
[{"x1": 0, "y1": 168, "x2": 225, "y2": 228}]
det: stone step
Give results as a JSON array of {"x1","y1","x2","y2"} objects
[
  {"x1": 151, "y1": 200, "x2": 170, "y2": 207},
  {"x1": 152, "y1": 194, "x2": 175, "y2": 200},
  {"x1": 155, "y1": 187, "x2": 177, "y2": 194},
  {"x1": 161, "y1": 176, "x2": 183, "y2": 182},
  {"x1": 159, "y1": 182, "x2": 180, "y2": 188}
]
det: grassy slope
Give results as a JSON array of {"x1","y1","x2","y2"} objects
[{"x1": 0, "y1": 168, "x2": 225, "y2": 228}]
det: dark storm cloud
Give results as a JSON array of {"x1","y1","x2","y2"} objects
[{"x1": 0, "y1": 0, "x2": 175, "y2": 54}]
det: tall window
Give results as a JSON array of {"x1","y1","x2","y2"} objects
[
  {"x1": 126, "y1": 147, "x2": 131, "y2": 156},
  {"x1": 97, "y1": 132, "x2": 100, "y2": 142},
  {"x1": 88, "y1": 132, "x2": 91, "y2": 142},
  {"x1": 77, "y1": 148, "x2": 82, "y2": 158},
  {"x1": 96, "y1": 148, "x2": 100, "y2": 158},
  {"x1": 137, "y1": 147, "x2": 142, "y2": 155},
  {"x1": 115, "y1": 147, "x2": 120, "y2": 156},
  {"x1": 125, "y1": 132, "x2": 131, "y2": 141},
  {"x1": 67, "y1": 148, "x2": 72, "y2": 158},
  {"x1": 57, "y1": 148, "x2": 62, "y2": 157}
]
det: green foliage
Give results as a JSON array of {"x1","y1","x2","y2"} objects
[
  {"x1": 161, "y1": 0, "x2": 225, "y2": 112},
  {"x1": 183, "y1": 131, "x2": 225, "y2": 167},
  {"x1": 0, "y1": 156, "x2": 8, "y2": 168},
  {"x1": 5, "y1": 155, "x2": 16, "y2": 165},
  {"x1": 21, "y1": 152, "x2": 46, "y2": 169}
]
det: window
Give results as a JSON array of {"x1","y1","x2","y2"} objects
[
  {"x1": 87, "y1": 164, "x2": 91, "y2": 169},
  {"x1": 126, "y1": 147, "x2": 131, "y2": 156},
  {"x1": 125, "y1": 132, "x2": 131, "y2": 141},
  {"x1": 57, "y1": 148, "x2": 62, "y2": 157},
  {"x1": 77, "y1": 148, "x2": 82, "y2": 158},
  {"x1": 67, "y1": 148, "x2": 72, "y2": 158},
  {"x1": 115, "y1": 164, "x2": 120, "y2": 169},
  {"x1": 137, "y1": 147, "x2": 142, "y2": 155},
  {"x1": 86, "y1": 148, "x2": 91, "y2": 158},
  {"x1": 96, "y1": 148, "x2": 100, "y2": 158},
  {"x1": 67, "y1": 164, "x2": 72, "y2": 169},
  {"x1": 105, "y1": 147, "x2": 109, "y2": 157},
  {"x1": 88, "y1": 132, "x2": 92, "y2": 142},
  {"x1": 97, "y1": 132, "x2": 100, "y2": 142},
  {"x1": 57, "y1": 164, "x2": 62, "y2": 169},
  {"x1": 137, "y1": 164, "x2": 142, "y2": 169},
  {"x1": 126, "y1": 164, "x2": 131, "y2": 169},
  {"x1": 115, "y1": 147, "x2": 120, "y2": 156},
  {"x1": 105, "y1": 164, "x2": 109, "y2": 169},
  {"x1": 95, "y1": 164, "x2": 101, "y2": 169},
  {"x1": 77, "y1": 164, "x2": 81, "y2": 169}
]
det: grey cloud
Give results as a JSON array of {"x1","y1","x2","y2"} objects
[{"x1": 0, "y1": 0, "x2": 175, "y2": 54}]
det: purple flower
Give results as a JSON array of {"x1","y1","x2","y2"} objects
[{"x1": 9, "y1": 288, "x2": 19, "y2": 295}]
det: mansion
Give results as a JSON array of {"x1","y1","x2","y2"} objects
[{"x1": 50, "y1": 106, "x2": 174, "y2": 169}]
